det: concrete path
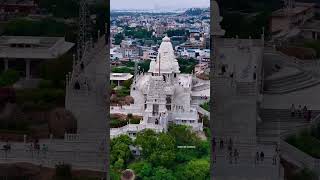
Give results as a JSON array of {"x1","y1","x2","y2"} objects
[
  {"x1": 262, "y1": 84, "x2": 320, "y2": 109},
  {"x1": 0, "y1": 139, "x2": 106, "y2": 172}
]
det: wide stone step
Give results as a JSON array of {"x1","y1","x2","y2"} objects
[
  {"x1": 257, "y1": 124, "x2": 307, "y2": 130},
  {"x1": 267, "y1": 74, "x2": 313, "y2": 88},
  {"x1": 265, "y1": 71, "x2": 307, "y2": 84},
  {"x1": 266, "y1": 77, "x2": 316, "y2": 90},
  {"x1": 264, "y1": 79, "x2": 320, "y2": 94}
]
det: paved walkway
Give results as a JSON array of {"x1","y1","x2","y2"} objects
[
  {"x1": 262, "y1": 84, "x2": 320, "y2": 109},
  {"x1": 0, "y1": 139, "x2": 106, "y2": 172},
  {"x1": 266, "y1": 66, "x2": 300, "y2": 80},
  {"x1": 212, "y1": 142, "x2": 281, "y2": 180}
]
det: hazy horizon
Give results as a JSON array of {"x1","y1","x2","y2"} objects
[{"x1": 110, "y1": 0, "x2": 209, "y2": 10}]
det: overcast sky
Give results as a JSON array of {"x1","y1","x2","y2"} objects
[{"x1": 111, "y1": 0, "x2": 209, "y2": 10}]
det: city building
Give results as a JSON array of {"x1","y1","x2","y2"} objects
[{"x1": 111, "y1": 73, "x2": 133, "y2": 87}]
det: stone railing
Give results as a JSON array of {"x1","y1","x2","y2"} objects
[
  {"x1": 270, "y1": 49, "x2": 320, "y2": 74},
  {"x1": 64, "y1": 133, "x2": 80, "y2": 142},
  {"x1": 280, "y1": 139, "x2": 317, "y2": 171},
  {"x1": 196, "y1": 106, "x2": 210, "y2": 117},
  {"x1": 172, "y1": 110, "x2": 198, "y2": 120},
  {"x1": 110, "y1": 106, "x2": 143, "y2": 115},
  {"x1": 0, "y1": 145, "x2": 106, "y2": 172},
  {"x1": 214, "y1": 136, "x2": 257, "y2": 146},
  {"x1": 301, "y1": 61, "x2": 320, "y2": 77},
  {"x1": 279, "y1": 112, "x2": 320, "y2": 173},
  {"x1": 110, "y1": 124, "x2": 164, "y2": 139}
]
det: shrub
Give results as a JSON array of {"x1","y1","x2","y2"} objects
[
  {"x1": 123, "y1": 79, "x2": 133, "y2": 89},
  {"x1": 127, "y1": 113, "x2": 133, "y2": 119},
  {"x1": 55, "y1": 164, "x2": 72, "y2": 178},
  {"x1": 0, "y1": 69, "x2": 20, "y2": 87},
  {"x1": 200, "y1": 102, "x2": 209, "y2": 112},
  {"x1": 38, "y1": 80, "x2": 54, "y2": 89},
  {"x1": 202, "y1": 116, "x2": 209, "y2": 128},
  {"x1": 16, "y1": 88, "x2": 65, "y2": 110},
  {"x1": 111, "y1": 118, "x2": 127, "y2": 128},
  {"x1": 116, "y1": 88, "x2": 130, "y2": 97},
  {"x1": 130, "y1": 118, "x2": 140, "y2": 124}
]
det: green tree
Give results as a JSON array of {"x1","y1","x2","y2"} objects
[
  {"x1": 38, "y1": 0, "x2": 79, "y2": 18},
  {"x1": 138, "y1": 60, "x2": 151, "y2": 72},
  {"x1": 128, "y1": 161, "x2": 153, "y2": 179},
  {"x1": 139, "y1": 162, "x2": 153, "y2": 179},
  {"x1": 148, "y1": 133, "x2": 176, "y2": 167},
  {"x1": 114, "y1": 33, "x2": 125, "y2": 45},
  {"x1": 114, "y1": 158, "x2": 125, "y2": 170},
  {"x1": 168, "y1": 124, "x2": 199, "y2": 146},
  {"x1": 135, "y1": 129, "x2": 158, "y2": 158},
  {"x1": 53, "y1": 164, "x2": 72, "y2": 180},
  {"x1": 110, "y1": 168, "x2": 121, "y2": 180},
  {"x1": 177, "y1": 58, "x2": 197, "y2": 74},
  {"x1": 135, "y1": 130, "x2": 176, "y2": 167},
  {"x1": 123, "y1": 79, "x2": 133, "y2": 89},
  {"x1": 166, "y1": 29, "x2": 188, "y2": 37},
  {"x1": 40, "y1": 53, "x2": 73, "y2": 88},
  {"x1": 111, "y1": 135, "x2": 133, "y2": 166},
  {"x1": 0, "y1": 69, "x2": 20, "y2": 87},
  {"x1": 292, "y1": 168, "x2": 318, "y2": 180},
  {"x1": 112, "y1": 67, "x2": 134, "y2": 74},
  {"x1": 4, "y1": 18, "x2": 76, "y2": 40},
  {"x1": 177, "y1": 159, "x2": 210, "y2": 180},
  {"x1": 150, "y1": 167, "x2": 176, "y2": 180}
]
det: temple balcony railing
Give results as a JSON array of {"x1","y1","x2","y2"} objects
[{"x1": 64, "y1": 133, "x2": 81, "y2": 142}]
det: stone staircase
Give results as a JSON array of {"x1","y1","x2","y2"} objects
[
  {"x1": 257, "y1": 109, "x2": 320, "y2": 144},
  {"x1": 236, "y1": 82, "x2": 257, "y2": 96},
  {"x1": 264, "y1": 71, "x2": 320, "y2": 94},
  {"x1": 213, "y1": 142, "x2": 280, "y2": 179},
  {"x1": 192, "y1": 83, "x2": 209, "y2": 91}
]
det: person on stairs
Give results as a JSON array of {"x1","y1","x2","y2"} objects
[
  {"x1": 234, "y1": 149, "x2": 239, "y2": 164},
  {"x1": 303, "y1": 105, "x2": 308, "y2": 119},
  {"x1": 219, "y1": 138, "x2": 224, "y2": 150},
  {"x1": 298, "y1": 105, "x2": 302, "y2": 117},
  {"x1": 290, "y1": 104, "x2": 295, "y2": 117},
  {"x1": 260, "y1": 151, "x2": 265, "y2": 162}
]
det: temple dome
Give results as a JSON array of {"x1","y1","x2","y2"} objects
[
  {"x1": 162, "y1": 36, "x2": 170, "y2": 42},
  {"x1": 148, "y1": 36, "x2": 180, "y2": 74}
]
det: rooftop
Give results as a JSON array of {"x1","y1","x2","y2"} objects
[
  {"x1": 302, "y1": 20, "x2": 320, "y2": 31},
  {"x1": 272, "y1": 3, "x2": 315, "y2": 17},
  {"x1": 110, "y1": 73, "x2": 133, "y2": 81},
  {"x1": 0, "y1": 36, "x2": 74, "y2": 59}
]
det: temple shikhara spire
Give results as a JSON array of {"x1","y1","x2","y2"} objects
[{"x1": 111, "y1": 36, "x2": 210, "y2": 137}]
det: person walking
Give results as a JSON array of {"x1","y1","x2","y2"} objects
[
  {"x1": 212, "y1": 138, "x2": 216, "y2": 152},
  {"x1": 229, "y1": 151, "x2": 233, "y2": 164},
  {"x1": 227, "y1": 138, "x2": 233, "y2": 154},
  {"x1": 234, "y1": 149, "x2": 239, "y2": 164},
  {"x1": 298, "y1": 105, "x2": 302, "y2": 117},
  {"x1": 272, "y1": 153, "x2": 277, "y2": 165},
  {"x1": 303, "y1": 105, "x2": 308, "y2": 119},
  {"x1": 255, "y1": 152, "x2": 259, "y2": 164},
  {"x1": 290, "y1": 104, "x2": 295, "y2": 117},
  {"x1": 212, "y1": 138, "x2": 217, "y2": 163},
  {"x1": 42, "y1": 144, "x2": 47, "y2": 157},
  {"x1": 228, "y1": 138, "x2": 233, "y2": 148},
  {"x1": 307, "y1": 110, "x2": 312, "y2": 122},
  {"x1": 219, "y1": 138, "x2": 224, "y2": 150},
  {"x1": 260, "y1": 151, "x2": 265, "y2": 162}
]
